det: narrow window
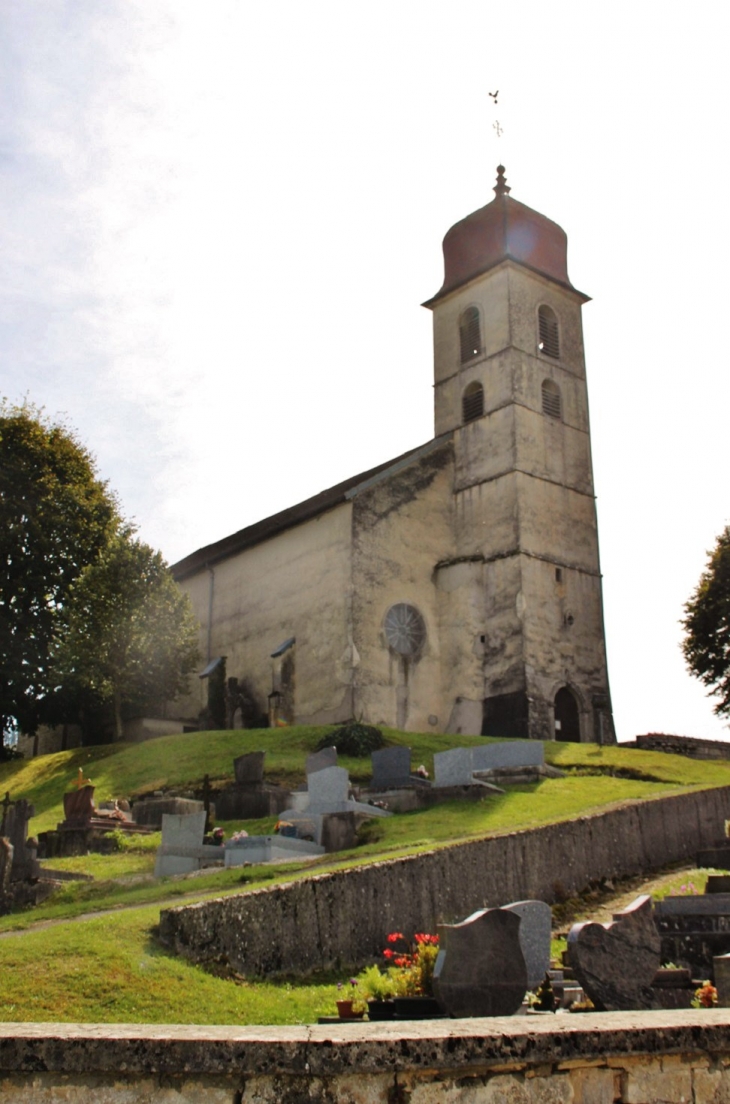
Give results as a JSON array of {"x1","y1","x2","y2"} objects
[
  {"x1": 541, "y1": 379, "x2": 562, "y2": 420},
  {"x1": 462, "y1": 381, "x2": 484, "y2": 424},
  {"x1": 460, "y1": 306, "x2": 482, "y2": 363},
  {"x1": 538, "y1": 305, "x2": 560, "y2": 359}
]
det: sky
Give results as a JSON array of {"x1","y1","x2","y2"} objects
[{"x1": 0, "y1": 0, "x2": 728, "y2": 743}]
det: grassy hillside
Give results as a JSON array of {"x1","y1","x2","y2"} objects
[
  {"x1": 2, "y1": 725, "x2": 729, "y2": 837},
  {"x1": 1, "y1": 727, "x2": 730, "y2": 1024}
]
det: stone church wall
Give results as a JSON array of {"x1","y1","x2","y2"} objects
[
  {"x1": 350, "y1": 442, "x2": 454, "y2": 732},
  {"x1": 173, "y1": 505, "x2": 355, "y2": 726}
]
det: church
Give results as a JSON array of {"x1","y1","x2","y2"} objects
[{"x1": 171, "y1": 167, "x2": 615, "y2": 744}]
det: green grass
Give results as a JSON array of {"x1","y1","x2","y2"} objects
[
  {"x1": 0, "y1": 905, "x2": 339, "y2": 1024},
  {"x1": 2, "y1": 726, "x2": 730, "y2": 1022}
]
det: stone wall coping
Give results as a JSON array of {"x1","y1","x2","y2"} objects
[{"x1": 1, "y1": 1010, "x2": 729, "y2": 1077}]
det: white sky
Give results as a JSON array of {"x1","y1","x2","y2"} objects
[{"x1": 1, "y1": 0, "x2": 729, "y2": 743}]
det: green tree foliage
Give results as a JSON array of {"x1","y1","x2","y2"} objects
[
  {"x1": 56, "y1": 532, "x2": 199, "y2": 740},
  {"x1": 682, "y1": 525, "x2": 730, "y2": 718},
  {"x1": 0, "y1": 402, "x2": 120, "y2": 737}
]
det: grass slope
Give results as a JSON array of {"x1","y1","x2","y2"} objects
[{"x1": 1, "y1": 727, "x2": 729, "y2": 1023}]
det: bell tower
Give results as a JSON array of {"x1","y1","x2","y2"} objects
[{"x1": 423, "y1": 167, "x2": 615, "y2": 743}]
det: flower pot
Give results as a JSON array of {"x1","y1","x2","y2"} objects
[
  {"x1": 393, "y1": 996, "x2": 443, "y2": 1019},
  {"x1": 367, "y1": 999, "x2": 396, "y2": 1021},
  {"x1": 336, "y1": 1000, "x2": 355, "y2": 1018}
]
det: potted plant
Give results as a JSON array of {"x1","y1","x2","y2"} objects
[
  {"x1": 382, "y1": 931, "x2": 442, "y2": 1019},
  {"x1": 358, "y1": 964, "x2": 397, "y2": 1020},
  {"x1": 335, "y1": 977, "x2": 364, "y2": 1019}
]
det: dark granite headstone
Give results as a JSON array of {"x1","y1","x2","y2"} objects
[
  {"x1": 234, "y1": 751, "x2": 265, "y2": 785},
  {"x1": 654, "y1": 893, "x2": 730, "y2": 977},
  {"x1": 62, "y1": 786, "x2": 95, "y2": 828},
  {"x1": 568, "y1": 895, "x2": 661, "y2": 1011},
  {"x1": 305, "y1": 747, "x2": 337, "y2": 775},
  {"x1": 370, "y1": 746, "x2": 428, "y2": 790},
  {"x1": 433, "y1": 907, "x2": 527, "y2": 1017}
]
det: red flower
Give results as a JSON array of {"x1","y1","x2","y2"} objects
[
  {"x1": 383, "y1": 949, "x2": 394, "y2": 959},
  {"x1": 387, "y1": 932, "x2": 404, "y2": 943}
]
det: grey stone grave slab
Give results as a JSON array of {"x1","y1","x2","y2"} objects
[
  {"x1": 473, "y1": 740, "x2": 545, "y2": 771},
  {"x1": 433, "y1": 747, "x2": 474, "y2": 787},
  {"x1": 503, "y1": 899, "x2": 552, "y2": 990},
  {"x1": 568, "y1": 895, "x2": 661, "y2": 1011},
  {"x1": 4, "y1": 799, "x2": 40, "y2": 881},
  {"x1": 224, "y1": 835, "x2": 324, "y2": 866},
  {"x1": 154, "y1": 811, "x2": 208, "y2": 878},
  {"x1": 305, "y1": 747, "x2": 337, "y2": 775},
  {"x1": 433, "y1": 907, "x2": 527, "y2": 1017},
  {"x1": 306, "y1": 765, "x2": 350, "y2": 808},
  {"x1": 234, "y1": 751, "x2": 265, "y2": 785},
  {"x1": 655, "y1": 894, "x2": 730, "y2": 916}
]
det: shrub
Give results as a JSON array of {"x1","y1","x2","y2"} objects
[{"x1": 318, "y1": 723, "x2": 385, "y2": 757}]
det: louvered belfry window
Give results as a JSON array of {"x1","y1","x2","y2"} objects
[
  {"x1": 538, "y1": 305, "x2": 560, "y2": 359},
  {"x1": 541, "y1": 379, "x2": 562, "y2": 420},
  {"x1": 460, "y1": 306, "x2": 482, "y2": 363},
  {"x1": 462, "y1": 381, "x2": 485, "y2": 424}
]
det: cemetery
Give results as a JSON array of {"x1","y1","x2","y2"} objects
[{"x1": 4, "y1": 724, "x2": 730, "y2": 1098}]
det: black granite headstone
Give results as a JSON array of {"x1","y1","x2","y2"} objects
[
  {"x1": 568, "y1": 895, "x2": 661, "y2": 1011},
  {"x1": 433, "y1": 907, "x2": 527, "y2": 1017}
]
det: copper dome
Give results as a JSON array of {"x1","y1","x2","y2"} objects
[{"x1": 424, "y1": 167, "x2": 581, "y2": 307}]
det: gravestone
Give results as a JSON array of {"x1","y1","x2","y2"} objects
[
  {"x1": 568, "y1": 895, "x2": 661, "y2": 1011},
  {"x1": 234, "y1": 751, "x2": 265, "y2": 785},
  {"x1": 132, "y1": 797, "x2": 205, "y2": 829},
  {"x1": 654, "y1": 893, "x2": 730, "y2": 977},
  {"x1": 4, "y1": 799, "x2": 40, "y2": 882},
  {"x1": 370, "y1": 747, "x2": 428, "y2": 790},
  {"x1": 154, "y1": 811, "x2": 216, "y2": 878},
  {"x1": 714, "y1": 954, "x2": 730, "y2": 1007},
  {"x1": 305, "y1": 747, "x2": 337, "y2": 776},
  {"x1": 433, "y1": 747, "x2": 474, "y2": 787},
  {"x1": 503, "y1": 900, "x2": 552, "y2": 990},
  {"x1": 62, "y1": 787, "x2": 95, "y2": 828},
  {"x1": 0, "y1": 837, "x2": 13, "y2": 900},
  {"x1": 306, "y1": 766, "x2": 350, "y2": 809},
  {"x1": 433, "y1": 907, "x2": 527, "y2": 1017},
  {"x1": 472, "y1": 741, "x2": 544, "y2": 771}
]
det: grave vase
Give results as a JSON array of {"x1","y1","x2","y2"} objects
[
  {"x1": 366, "y1": 999, "x2": 395, "y2": 1021},
  {"x1": 392, "y1": 996, "x2": 443, "y2": 1019}
]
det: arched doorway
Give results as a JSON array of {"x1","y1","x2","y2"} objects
[{"x1": 554, "y1": 687, "x2": 581, "y2": 742}]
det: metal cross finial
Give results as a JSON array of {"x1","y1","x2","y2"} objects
[{"x1": 494, "y1": 165, "x2": 510, "y2": 196}]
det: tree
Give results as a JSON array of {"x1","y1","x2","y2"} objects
[
  {"x1": 55, "y1": 532, "x2": 199, "y2": 740},
  {"x1": 0, "y1": 402, "x2": 120, "y2": 738},
  {"x1": 682, "y1": 524, "x2": 730, "y2": 718}
]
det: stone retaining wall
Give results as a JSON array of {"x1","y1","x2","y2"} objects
[
  {"x1": 159, "y1": 785, "x2": 730, "y2": 976},
  {"x1": 2, "y1": 1011, "x2": 730, "y2": 1102}
]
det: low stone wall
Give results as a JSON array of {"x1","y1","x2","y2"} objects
[
  {"x1": 2, "y1": 1011, "x2": 730, "y2": 1102},
  {"x1": 159, "y1": 785, "x2": 730, "y2": 976},
  {"x1": 635, "y1": 733, "x2": 730, "y2": 761}
]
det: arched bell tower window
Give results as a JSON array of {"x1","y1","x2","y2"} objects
[
  {"x1": 462, "y1": 381, "x2": 484, "y2": 424},
  {"x1": 459, "y1": 306, "x2": 482, "y2": 363},
  {"x1": 541, "y1": 379, "x2": 562, "y2": 420},
  {"x1": 538, "y1": 305, "x2": 560, "y2": 359}
]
